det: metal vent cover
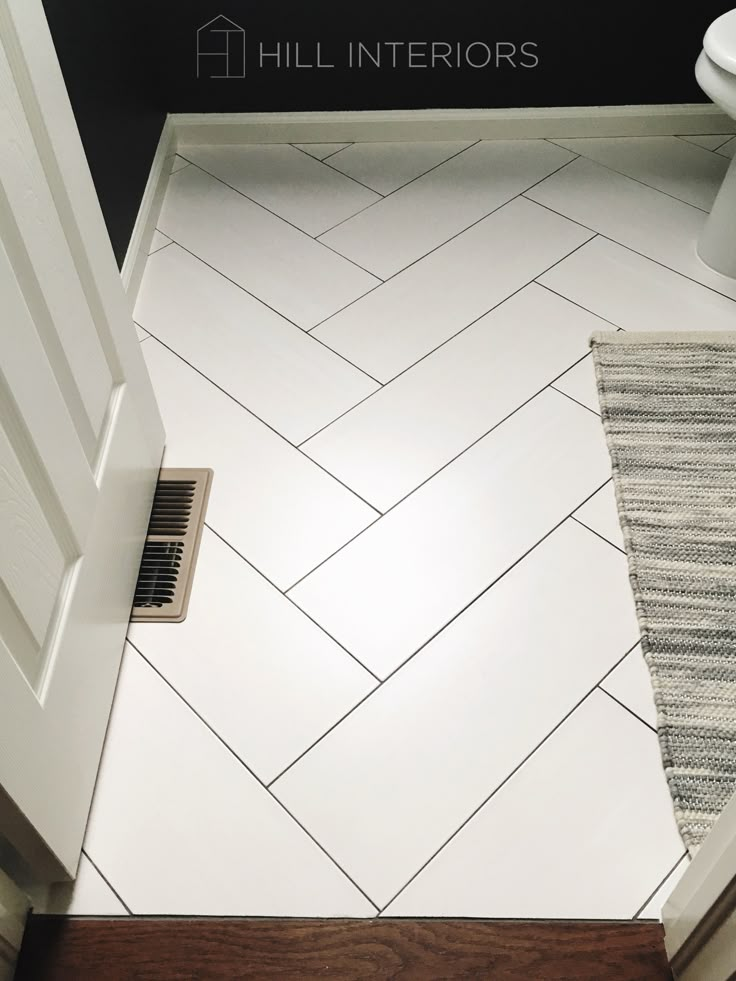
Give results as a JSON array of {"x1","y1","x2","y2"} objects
[{"x1": 131, "y1": 468, "x2": 213, "y2": 623}]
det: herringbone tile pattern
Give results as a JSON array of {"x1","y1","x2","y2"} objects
[{"x1": 47, "y1": 134, "x2": 736, "y2": 919}]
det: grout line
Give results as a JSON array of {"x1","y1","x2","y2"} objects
[
  {"x1": 307, "y1": 160, "x2": 585, "y2": 337},
  {"x1": 267, "y1": 677, "x2": 387, "y2": 788},
  {"x1": 535, "y1": 279, "x2": 621, "y2": 331},
  {"x1": 597, "y1": 684, "x2": 657, "y2": 734},
  {"x1": 317, "y1": 140, "x2": 482, "y2": 240},
  {"x1": 321, "y1": 143, "x2": 354, "y2": 161},
  {"x1": 570, "y1": 513, "x2": 625, "y2": 555},
  {"x1": 544, "y1": 140, "x2": 713, "y2": 214},
  {"x1": 549, "y1": 383, "x2": 602, "y2": 418},
  {"x1": 202, "y1": 521, "x2": 381, "y2": 684},
  {"x1": 133, "y1": 320, "x2": 151, "y2": 344},
  {"x1": 377, "y1": 651, "x2": 643, "y2": 914},
  {"x1": 305, "y1": 332, "x2": 385, "y2": 391},
  {"x1": 175, "y1": 154, "x2": 385, "y2": 282},
  {"x1": 316, "y1": 197, "x2": 386, "y2": 236},
  {"x1": 314, "y1": 140, "x2": 482, "y2": 240},
  {"x1": 291, "y1": 141, "x2": 387, "y2": 198},
  {"x1": 81, "y1": 851, "x2": 134, "y2": 915},
  {"x1": 674, "y1": 134, "x2": 734, "y2": 154},
  {"x1": 521, "y1": 195, "x2": 736, "y2": 307},
  {"x1": 714, "y1": 137, "x2": 736, "y2": 154},
  {"x1": 278, "y1": 512, "x2": 637, "y2": 789},
  {"x1": 309, "y1": 152, "x2": 582, "y2": 331},
  {"x1": 126, "y1": 640, "x2": 381, "y2": 913},
  {"x1": 152, "y1": 235, "x2": 383, "y2": 388},
  {"x1": 306, "y1": 279, "x2": 384, "y2": 334},
  {"x1": 288, "y1": 376, "x2": 599, "y2": 592},
  {"x1": 147, "y1": 239, "x2": 174, "y2": 257},
  {"x1": 290, "y1": 142, "x2": 353, "y2": 161},
  {"x1": 142, "y1": 235, "x2": 381, "y2": 383},
  {"x1": 140, "y1": 332, "x2": 382, "y2": 516},
  {"x1": 633, "y1": 853, "x2": 688, "y2": 919},
  {"x1": 300, "y1": 234, "x2": 599, "y2": 450}
]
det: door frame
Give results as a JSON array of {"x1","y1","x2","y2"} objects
[{"x1": 663, "y1": 791, "x2": 736, "y2": 979}]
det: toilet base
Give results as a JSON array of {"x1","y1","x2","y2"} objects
[{"x1": 698, "y1": 152, "x2": 736, "y2": 278}]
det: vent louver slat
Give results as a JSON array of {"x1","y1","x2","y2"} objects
[{"x1": 131, "y1": 468, "x2": 212, "y2": 623}]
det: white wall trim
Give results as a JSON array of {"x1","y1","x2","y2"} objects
[
  {"x1": 171, "y1": 104, "x2": 732, "y2": 146},
  {"x1": 121, "y1": 116, "x2": 176, "y2": 302}
]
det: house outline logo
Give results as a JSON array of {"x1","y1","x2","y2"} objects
[{"x1": 196, "y1": 15, "x2": 246, "y2": 79}]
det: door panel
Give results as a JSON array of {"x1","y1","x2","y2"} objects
[
  {"x1": 0, "y1": 419, "x2": 69, "y2": 651},
  {"x1": 0, "y1": 0, "x2": 165, "y2": 877},
  {"x1": 0, "y1": 37, "x2": 114, "y2": 456},
  {"x1": 0, "y1": 235, "x2": 96, "y2": 547}
]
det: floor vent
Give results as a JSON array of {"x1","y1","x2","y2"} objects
[{"x1": 131, "y1": 468, "x2": 213, "y2": 623}]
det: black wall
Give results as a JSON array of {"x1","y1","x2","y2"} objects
[
  {"x1": 43, "y1": 0, "x2": 167, "y2": 266},
  {"x1": 163, "y1": 1, "x2": 733, "y2": 111},
  {"x1": 44, "y1": 2, "x2": 735, "y2": 264}
]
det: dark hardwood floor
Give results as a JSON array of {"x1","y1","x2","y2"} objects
[{"x1": 16, "y1": 916, "x2": 672, "y2": 980}]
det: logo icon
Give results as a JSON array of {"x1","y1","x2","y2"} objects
[{"x1": 196, "y1": 15, "x2": 245, "y2": 78}]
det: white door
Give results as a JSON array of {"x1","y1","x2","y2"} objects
[{"x1": 0, "y1": 0, "x2": 164, "y2": 877}]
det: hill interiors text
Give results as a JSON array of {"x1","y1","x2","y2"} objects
[{"x1": 257, "y1": 41, "x2": 540, "y2": 70}]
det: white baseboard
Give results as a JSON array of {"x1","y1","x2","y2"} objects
[
  {"x1": 121, "y1": 116, "x2": 176, "y2": 302},
  {"x1": 171, "y1": 104, "x2": 732, "y2": 146}
]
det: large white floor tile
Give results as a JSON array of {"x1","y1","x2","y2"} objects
[
  {"x1": 37, "y1": 855, "x2": 127, "y2": 915},
  {"x1": 551, "y1": 352, "x2": 601, "y2": 414},
  {"x1": 291, "y1": 389, "x2": 612, "y2": 678},
  {"x1": 274, "y1": 521, "x2": 639, "y2": 907},
  {"x1": 638, "y1": 856, "x2": 689, "y2": 919},
  {"x1": 142, "y1": 339, "x2": 376, "y2": 589},
  {"x1": 130, "y1": 528, "x2": 376, "y2": 783},
  {"x1": 527, "y1": 158, "x2": 736, "y2": 300},
  {"x1": 551, "y1": 136, "x2": 727, "y2": 211},
  {"x1": 320, "y1": 140, "x2": 575, "y2": 278},
  {"x1": 182, "y1": 145, "x2": 380, "y2": 236},
  {"x1": 602, "y1": 645, "x2": 657, "y2": 730},
  {"x1": 312, "y1": 197, "x2": 592, "y2": 381},
  {"x1": 304, "y1": 285, "x2": 605, "y2": 510},
  {"x1": 539, "y1": 237, "x2": 736, "y2": 332},
  {"x1": 717, "y1": 137, "x2": 736, "y2": 159},
  {"x1": 678, "y1": 134, "x2": 734, "y2": 151},
  {"x1": 136, "y1": 245, "x2": 378, "y2": 443},
  {"x1": 294, "y1": 143, "x2": 350, "y2": 160},
  {"x1": 327, "y1": 141, "x2": 473, "y2": 195},
  {"x1": 384, "y1": 691, "x2": 683, "y2": 917},
  {"x1": 158, "y1": 164, "x2": 379, "y2": 329},
  {"x1": 574, "y1": 481, "x2": 624, "y2": 550},
  {"x1": 83, "y1": 649, "x2": 376, "y2": 915}
]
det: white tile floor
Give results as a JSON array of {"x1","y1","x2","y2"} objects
[{"x1": 62, "y1": 134, "x2": 736, "y2": 919}]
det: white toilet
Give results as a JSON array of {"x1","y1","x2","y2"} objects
[{"x1": 696, "y1": 9, "x2": 736, "y2": 277}]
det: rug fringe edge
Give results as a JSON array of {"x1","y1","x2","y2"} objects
[{"x1": 590, "y1": 330, "x2": 736, "y2": 346}]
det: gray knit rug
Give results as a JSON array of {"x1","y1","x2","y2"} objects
[{"x1": 591, "y1": 331, "x2": 736, "y2": 852}]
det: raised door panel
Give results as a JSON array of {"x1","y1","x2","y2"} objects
[
  {"x1": 0, "y1": 418, "x2": 71, "y2": 687},
  {"x1": 0, "y1": 33, "x2": 113, "y2": 462}
]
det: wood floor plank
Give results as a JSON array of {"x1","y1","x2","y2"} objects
[{"x1": 16, "y1": 917, "x2": 672, "y2": 981}]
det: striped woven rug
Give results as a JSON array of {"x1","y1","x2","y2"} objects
[{"x1": 591, "y1": 331, "x2": 736, "y2": 852}]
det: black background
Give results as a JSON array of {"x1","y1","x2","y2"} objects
[
  {"x1": 42, "y1": 0, "x2": 166, "y2": 265},
  {"x1": 42, "y1": 1, "x2": 735, "y2": 264}
]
